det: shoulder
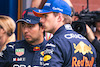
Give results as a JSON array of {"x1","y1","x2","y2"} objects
[
  {"x1": 47, "y1": 34, "x2": 71, "y2": 50},
  {"x1": 7, "y1": 40, "x2": 26, "y2": 49}
]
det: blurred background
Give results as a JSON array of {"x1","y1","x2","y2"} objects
[{"x1": 0, "y1": 0, "x2": 100, "y2": 40}]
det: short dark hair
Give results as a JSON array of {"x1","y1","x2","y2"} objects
[
  {"x1": 39, "y1": 22, "x2": 42, "y2": 26},
  {"x1": 38, "y1": 22, "x2": 45, "y2": 36}
]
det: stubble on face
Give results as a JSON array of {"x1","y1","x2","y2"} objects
[{"x1": 25, "y1": 33, "x2": 41, "y2": 44}]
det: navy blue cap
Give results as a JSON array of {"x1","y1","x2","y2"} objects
[
  {"x1": 33, "y1": 0, "x2": 72, "y2": 17},
  {"x1": 16, "y1": 8, "x2": 40, "y2": 24}
]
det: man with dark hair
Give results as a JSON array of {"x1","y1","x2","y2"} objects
[
  {"x1": 33, "y1": 0, "x2": 97, "y2": 67},
  {"x1": 0, "y1": 8, "x2": 47, "y2": 67}
]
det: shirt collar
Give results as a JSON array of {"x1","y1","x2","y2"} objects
[
  {"x1": 25, "y1": 39, "x2": 47, "y2": 52},
  {"x1": 54, "y1": 24, "x2": 73, "y2": 35}
]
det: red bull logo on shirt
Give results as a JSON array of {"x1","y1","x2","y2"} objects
[
  {"x1": 73, "y1": 41, "x2": 93, "y2": 55},
  {"x1": 72, "y1": 56, "x2": 94, "y2": 67},
  {"x1": 33, "y1": 47, "x2": 40, "y2": 51},
  {"x1": 72, "y1": 41, "x2": 94, "y2": 67}
]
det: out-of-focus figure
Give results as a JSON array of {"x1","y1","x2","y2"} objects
[
  {"x1": 86, "y1": 18, "x2": 100, "y2": 67},
  {"x1": 0, "y1": 15, "x2": 16, "y2": 52}
]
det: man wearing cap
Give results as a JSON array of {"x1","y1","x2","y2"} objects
[
  {"x1": 0, "y1": 8, "x2": 47, "y2": 67},
  {"x1": 33, "y1": 0, "x2": 97, "y2": 67}
]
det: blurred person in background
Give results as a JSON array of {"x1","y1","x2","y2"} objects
[
  {"x1": 94, "y1": 21, "x2": 100, "y2": 40},
  {"x1": 0, "y1": 15, "x2": 16, "y2": 52},
  {"x1": 86, "y1": 18, "x2": 100, "y2": 67}
]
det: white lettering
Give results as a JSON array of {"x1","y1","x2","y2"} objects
[
  {"x1": 0, "y1": 52, "x2": 3, "y2": 57},
  {"x1": 44, "y1": 3, "x2": 51, "y2": 6},
  {"x1": 13, "y1": 64, "x2": 19, "y2": 67},
  {"x1": 46, "y1": 44, "x2": 56, "y2": 47},
  {"x1": 40, "y1": 57, "x2": 43, "y2": 61},
  {"x1": 33, "y1": 66, "x2": 39, "y2": 67},
  {"x1": 8, "y1": 44, "x2": 15, "y2": 49},
  {"x1": 52, "y1": 7, "x2": 63, "y2": 12},
  {"x1": 26, "y1": 19, "x2": 31, "y2": 23},
  {"x1": 13, "y1": 64, "x2": 27, "y2": 67},
  {"x1": 28, "y1": 65, "x2": 31, "y2": 67},
  {"x1": 13, "y1": 57, "x2": 26, "y2": 61},
  {"x1": 64, "y1": 33, "x2": 86, "y2": 39},
  {"x1": 20, "y1": 65, "x2": 26, "y2": 67},
  {"x1": 44, "y1": 63, "x2": 49, "y2": 66},
  {"x1": 13, "y1": 64, "x2": 40, "y2": 67},
  {"x1": 44, "y1": 49, "x2": 54, "y2": 54}
]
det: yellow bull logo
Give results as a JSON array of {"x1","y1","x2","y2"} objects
[{"x1": 73, "y1": 41, "x2": 93, "y2": 55}]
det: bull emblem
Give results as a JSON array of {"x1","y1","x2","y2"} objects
[{"x1": 73, "y1": 41, "x2": 93, "y2": 55}]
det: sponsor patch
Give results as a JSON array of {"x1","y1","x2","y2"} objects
[
  {"x1": 40, "y1": 57, "x2": 43, "y2": 65},
  {"x1": 64, "y1": 33, "x2": 86, "y2": 39},
  {"x1": 13, "y1": 57, "x2": 26, "y2": 61},
  {"x1": 72, "y1": 56, "x2": 94, "y2": 67},
  {"x1": 44, "y1": 55, "x2": 51, "y2": 62},
  {"x1": 44, "y1": 49, "x2": 54, "y2": 54},
  {"x1": 8, "y1": 44, "x2": 15, "y2": 49},
  {"x1": 26, "y1": 19, "x2": 31, "y2": 23},
  {"x1": 41, "y1": 51, "x2": 44, "y2": 56},
  {"x1": 15, "y1": 48, "x2": 24, "y2": 56},
  {"x1": 46, "y1": 43, "x2": 56, "y2": 47},
  {"x1": 33, "y1": 66, "x2": 40, "y2": 67},
  {"x1": 33, "y1": 47, "x2": 40, "y2": 51},
  {"x1": 0, "y1": 52, "x2": 3, "y2": 57},
  {"x1": 44, "y1": 3, "x2": 51, "y2": 6},
  {"x1": 73, "y1": 41, "x2": 93, "y2": 55},
  {"x1": 52, "y1": 7, "x2": 63, "y2": 12},
  {"x1": 44, "y1": 63, "x2": 50, "y2": 66},
  {"x1": 64, "y1": 24, "x2": 73, "y2": 30}
]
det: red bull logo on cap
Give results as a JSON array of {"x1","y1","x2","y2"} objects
[{"x1": 73, "y1": 41, "x2": 93, "y2": 55}]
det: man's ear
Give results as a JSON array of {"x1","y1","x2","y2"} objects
[{"x1": 57, "y1": 13, "x2": 64, "y2": 22}]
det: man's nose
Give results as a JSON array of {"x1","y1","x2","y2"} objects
[{"x1": 23, "y1": 27, "x2": 29, "y2": 32}]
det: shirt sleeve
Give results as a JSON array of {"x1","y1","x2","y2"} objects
[
  {"x1": 92, "y1": 37, "x2": 100, "y2": 53},
  {"x1": 0, "y1": 51, "x2": 9, "y2": 67},
  {"x1": 43, "y1": 39, "x2": 71, "y2": 67},
  {"x1": 0, "y1": 45, "x2": 11, "y2": 67}
]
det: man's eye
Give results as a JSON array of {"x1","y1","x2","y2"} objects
[
  {"x1": 21, "y1": 23, "x2": 25, "y2": 26},
  {"x1": 28, "y1": 25, "x2": 33, "y2": 28},
  {"x1": 21, "y1": 22, "x2": 25, "y2": 26},
  {"x1": 43, "y1": 14, "x2": 47, "y2": 18}
]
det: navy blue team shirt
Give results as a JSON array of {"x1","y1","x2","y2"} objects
[
  {"x1": 0, "y1": 39, "x2": 47, "y2": 67},
  {"x1": 43, "y1": 24, "x2": 97, "y2": 67}
]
